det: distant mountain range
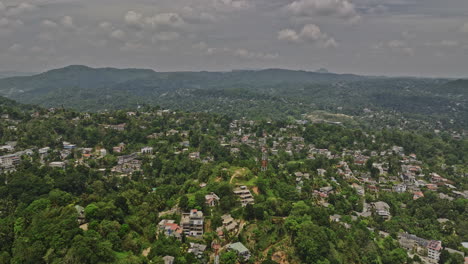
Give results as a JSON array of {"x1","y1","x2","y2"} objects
[
  {"x1": 0, "y1": 65, "x2": 465, "y2": 128},
  {"x1": 0, "y1": 71, "x2": 36, "y2": 79}
]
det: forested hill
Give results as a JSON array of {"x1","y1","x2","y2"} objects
[
  {"x1": 0, "y1": 65, "x2": 466, "y2": 130},
  {"x1": 0, "y1": 71, "x2": 36, "y2": 79},
  {"x1": 440, "y1": 79, "x2": 468, "y2": 94}
]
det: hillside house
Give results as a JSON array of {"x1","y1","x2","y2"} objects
[
  {"x1": 181, "y1": 209, "x2": 204, "y2": 237},
  {"x1": 216, "y1": 214, "x2": 238, "y2": 235},
  {"x1": 205, "y1": 192, "x2": 220, "y2": 207},
  {"x1": 372, "y1": 201, "x2": 391, "y2": 220},
  {"x1": 188, "y1": 243, "x2": 207, "y2": 259},
  {"x1": 158, "y1": 219, "x2": 182, "y2": 240},
  {"x1": 228, "y1": 242, "x2": 251, "y2": 261},
  {"x1": 234, "y1": 186, "x2": 255, "y2": 207},
  {"x1": 141, "y1": 146, "x2": 153, "y2": 155},
  {"x1": 49, "y1": 161, "x2": 66, "y2": 169},
  {"x1": 63, "y1": 142, "x2": 76, "y2": 149}
]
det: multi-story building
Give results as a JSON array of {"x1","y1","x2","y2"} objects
[
  {"x1": 372, "y1": 201, "x2": 391, "y2": 220},
  {"x1": 181, "y1": 209, "x2": 204, "y2": 237},
  {"x1": 427, "y1": 240, "x2": 442, "y2": 263},
  {"x1": 233, "y1": 186, "x2": 255, "y2": 207}
]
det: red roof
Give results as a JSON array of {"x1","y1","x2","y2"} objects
[{"x1": 427, "y1": 240, "x2": 442, "y2": 251}]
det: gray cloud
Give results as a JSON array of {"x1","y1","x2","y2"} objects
[
  {"x1": 461, "y1": 22, "x2": 468, "y2": 33},
  {"x1": 287, "y1": 0, "x2": 360, "y2": 22},
  {"x1": 0, "y1": 0, "x2": 467, "y2": 77},
  {"x1": 278, "y1": 24, "x2": 338, "y2": 48}
]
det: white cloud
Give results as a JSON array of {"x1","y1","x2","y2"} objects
[
  {"x1": 277, "y1": 29, "x2": 301, "y2": 42},
  {"x1": 121, "y1": 41, "x2": 145, "y2": 51},
  {"x1": 181, "y1": 6, "x2": 216, "y2": 23},
  {"x1": 30, "y1": 46, "x2": 43, "y2": 53},
  {"x1": 110, "y1": 29, "x2": 126, "y2": 40},
  {"x1": 222, "y1": 0, "x2": 250, "y2": 9},
  {"x1": 60, "y1": 16, "x2": 74, "y2": 29},
  {"x1": 0, "y1": 17, "x2": 23, "y2": 28},
  {"x1": 425, "y1": 40, "x2": 459, "y2": 48},
  {"x1": 145, "y1": 13, "x2": 185, "y2": 29},
  {"x1": 324, "y1": 38, "x2": 338, "y2": 48},
  {"x1": 278, "y1": 24, "x2": 338, "y2": 47},
  {"x1": 0, "y1": 1, "x2": 5, "y2": 12},
  {"x1": 6, "y1": 2, "x2": 35, "y2": 16},
  {"x1": 41, "y1": 19, "x2": 58, "y2": 28},
  {"x1": 152, "y1": 31, "x2": 180, "y2": 42},
  {"x1": 287, "y1": 0, "x2": 360, "y2": 21},
  {"x1": 0, "y1": 17, "x2": 8, "y2": 27},
  {"x1": 374, "y1": 40, "x2": 414, "y2": 56},
  {"x1": 8, "y1": 43, "x2": 22, "y2": 52},
  {"x1": 234, "y1": 48, "x2": 279, "y2": 59},
  {"x1": 216, "y1": 0, "x2": 252, "y2": 10},
  {"x1": 388, "y1": 39, "x2": 406, "y2": 48},
  {"x1": 124, "y1": 11, "x2": 144, "y2": 29},
  {"x1": 99, "y1": 22, "x2": 112, "y2": 30},
  {"x1": 460, "y1": 22, "x2": 468, "y2": 33},
  {"x1": 193, "y1": 42, "x2": 278, "y2": 59}
]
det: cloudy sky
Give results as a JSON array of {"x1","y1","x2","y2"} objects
[{"x1": 0, "y1": 0, "x2": 468, "y2": 77}]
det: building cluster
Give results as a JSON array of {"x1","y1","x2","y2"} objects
[{"x1": 398, "y1": 233, "x2": 442, "y2": 263}]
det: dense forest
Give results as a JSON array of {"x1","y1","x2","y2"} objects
[
  {"x1": 0, "y1": 66, "x2": 466, "y2": 131},
  {"x1": 0, "y1": 97, "x2": 466, "y2": 264}
]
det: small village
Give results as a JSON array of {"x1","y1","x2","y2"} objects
[{"x1": 0, "y1": 107, "x2": 467, "y2": 264}]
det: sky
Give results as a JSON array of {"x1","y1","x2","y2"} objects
[{"x1": 0, "y1": 0, "x2": 468, "y2": 77}]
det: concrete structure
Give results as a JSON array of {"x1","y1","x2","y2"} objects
[
  {"x1": 181, "y1": 209, "x2": 204, "y2": 237},
  {"x1": 233, "y1": 185, "x2": 255, "y2": 207},
  {"x1": 141, "y1": 146, "x2": 153, "y2": 154},
  {"x1": 372, "y1": 201, "x2": 391, "y2": 220},
  {"x1": 228, "y1": 242, "x2": 251, "y2": 261},
  {"x1": 158, "y1": 220, "x2": 182, "y2": 240},
  {"x1": 427, "y1": 240, "x2": 442, "y2": 263},
  {"x1": 49, "y1": 161, "x2": 66, "y2": 169},
  {"x1": 162, "y1": 256, "x2": 174, "y2": 264},
  {"x1": 188, "y1": 243, "x2": 207, "y2": 258},
  {"x1": 205, "y1": 192, "x2": 220, "y2": 207}
]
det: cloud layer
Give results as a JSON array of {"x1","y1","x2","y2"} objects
[{"x1": 0, "y1": 0, "x2": 467, "y2": 77}]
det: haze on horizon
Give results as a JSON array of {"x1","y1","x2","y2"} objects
[{"x1": 1, "y1": 0, "x2": 468, "y2": 78}]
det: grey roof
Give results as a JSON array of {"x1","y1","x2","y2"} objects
[{"x1": 229, "y1": 242, "x2": 249, "y2": 254}]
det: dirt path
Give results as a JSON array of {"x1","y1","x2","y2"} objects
[
  {"x1": 230, "y1": 168, "x2": 247, "y2": 184},
  {"x1": 252, "y1": 186, "x2": 259, "y2": 195},
  {"x1": 142, "y1": 247, "x2": 151, "y2": 257},
  {"x1": 257, "y1": 239, "x2": 289, "y2": 264}
]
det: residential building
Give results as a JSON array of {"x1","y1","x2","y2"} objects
[
  {"x1": 113, "y1": 143, "x2": 125, "y2": 153},
  {"x1": 413, "y1": 191, "x2": 424, "y2": 200},
  {"x1": 141, "y1": 146, "x2": 153, "y2": 154},
  {"x1": 0, "y1": 154, "x2": 20, "y2": 167},
  {"x1": 372, "y1": 201, "x2": 391, "y2": 220},
  {"x1": 233, "y1": 186, "x2": 255, "y2": 207},
  {"x1": 118, "y1": 153, "x2": 138, "y2": 165},
  {"x1": 216, "y1": 214, "x2": 238, "y2": 234},
  {"x1": 181, "y1": 209, "x2": 204, "y2": 237},
  {"x1": 189, "y1": 152, "x2": 200, "y2": 160},
  {"x1": 188, "y1": 243, "x2": 207, "y2": 259},
  {"x1": 158, "y1": 220, "x2": 182, "y2": 240},
  {"x1": 427, "y1": 240, "x2": 442, "y2": 263},
  {"x1": 393, "y1": 184, "x2": 407, "y2": 193},
  {"x1": 39, "y1": 147, "x2": 50, "y2": 155},
  {"x1": 163, "y1": 256, "x2": 175, "y2": 264},
  {"x1": 63, "y1": 141, "x2": 76, "y2": 149},
  {"x1": 398, "y1": 233, "x2": 442, "y2": 263},
  {"x1": 205, "y1": 192, "x2": 220, "y2": 207},
  {"x1": 49, "y1": 161, "x2": 66, "y2": 169},
  {"x1": 228, "y1": 242, "x2": 251, "y2": 261}
]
